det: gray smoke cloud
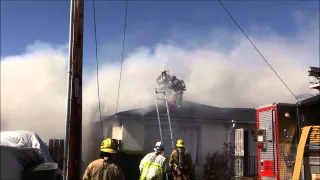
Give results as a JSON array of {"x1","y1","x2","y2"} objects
[{"x1": 1, "y1": 10, "x2": 318, "y2": 166}]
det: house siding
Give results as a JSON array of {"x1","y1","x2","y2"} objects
[
  {"x1": 103, "y1": 116, "x2": 257, "y2": 178},
  {"x1": 121, "y1": 118, "x2": 146, "y2": 151}
]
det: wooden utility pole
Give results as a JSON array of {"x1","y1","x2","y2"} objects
[{"x1": 64, "y1": 0, "x2": 84, "y2": 179}]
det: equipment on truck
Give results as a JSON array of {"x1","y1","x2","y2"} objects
[
  {"x1": 256, "y1": 99, "x2": 319, "y2": 180},
  {"x1": 308, "y1": 66, "x2": 320, "y2": 91},
  {"x1": 255, "y1": 67, "x2": 320, "y2": 180}
]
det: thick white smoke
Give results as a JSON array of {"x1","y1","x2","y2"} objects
[{"x1": 0, "y1": 10, "x2": 318, "y2": 166}]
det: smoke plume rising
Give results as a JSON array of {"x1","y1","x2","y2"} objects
[{"x1": 1, "y1": 11, "x2": 319, "y2": 166}]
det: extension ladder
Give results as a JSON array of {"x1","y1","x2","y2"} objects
[{"x1": 154, "y1": 88, "x2": 174, "y2": 157}]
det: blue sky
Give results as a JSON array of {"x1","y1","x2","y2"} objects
[{"x1": 1, "y1": 0, "x2": 319, "y2": 68}]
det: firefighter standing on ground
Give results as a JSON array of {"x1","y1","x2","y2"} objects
[
  {"x1": 139, "y1": 141, "x2": 166, "y2": 180},
  {"x1": 82, "y1": 138, "x2": 125, "y2": 180},
  {"x1": 169, "y1": 139, "x2": 192, "y2": 180},
  {"x1": 168, "y1": 75, "x2": 186, "y2": 108}
]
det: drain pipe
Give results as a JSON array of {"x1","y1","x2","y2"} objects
[
  {"x1": 227, "y1": 120, "x2": 236, "y2": 173},
  {"x1": 228, "y1": 120, "x2": 236, "y2": 145}
]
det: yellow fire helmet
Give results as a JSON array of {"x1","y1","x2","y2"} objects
[
  {"x1": 161, "y1": 68, "x2": 167, "y2": 73},
  {"x1": 176, "y1": 139, "x2": 184, "y2": 148},
  {"x1": 100, "y1": 138, "x2": 116, "y2": 153}
]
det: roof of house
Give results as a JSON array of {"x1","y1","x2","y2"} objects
[{"x1": 109, "y1": 101, "x2": 256, "y2": 122}]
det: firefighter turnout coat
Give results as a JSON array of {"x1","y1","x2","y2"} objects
[
  {"x1": 139, "y1": 152, "x2": 166, "y2": 180},
  {"x1": 82, "y1": 157, "x2": 125, "y2": 180},
  {"x1": 169, "y1": 148, "x2": 192, "y2": 180}
]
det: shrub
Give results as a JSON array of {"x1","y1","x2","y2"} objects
[{"x1": 203, "y1": 142, "x2": 235, "y2": 180}]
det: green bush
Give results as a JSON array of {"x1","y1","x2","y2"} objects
[{"x1": 203, "y1": 143, "x2": 235, "y2": 180}]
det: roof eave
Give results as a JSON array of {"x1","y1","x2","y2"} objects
[{"x1": 105, "y1": 114, "x2": 255, "y2": 123}]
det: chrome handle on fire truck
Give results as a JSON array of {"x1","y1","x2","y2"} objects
[
  {"x1": 285, "y1": 153, "x2": 295, "y2": 168},
  {"x1": 271, "y1": 110, "x2": 276, "y2": 175},
  {"x1": 283, "y1": 129, "x2": 292, "y2": 142}
]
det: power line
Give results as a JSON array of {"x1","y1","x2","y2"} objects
[
  {"x1": 115, "y1": 0, "x2": 129, "y2": 114},
  {"x1": 217, "y1": 0, "x2": 300, "y2": 102},
  {"x1": 92, "y1": 0, "x2": 104, "y2": 139}
]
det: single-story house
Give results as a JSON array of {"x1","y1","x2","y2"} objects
[{"x1": 101, "y1": 101, "x2": 258, "y2": 177}]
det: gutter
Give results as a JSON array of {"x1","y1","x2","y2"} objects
[
  {"x1": 227, "y1": 120, "x2": 236, "y2": 171},
  {"x1": 103, "y1": 114, "x2": 256, "y2": 124}
]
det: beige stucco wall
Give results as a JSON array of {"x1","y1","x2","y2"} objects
[
  {"x1": 114, "y1": 118, "x2": 256, "y2": 176},
  {"x1": 112, "y1": 116, "x2": 257, "y2": 178},
  {"x1": 121, "y1": 118, "x2": 146, "y2": 151}
]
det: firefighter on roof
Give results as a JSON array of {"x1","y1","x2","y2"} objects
[
  {"x1": 156, "y1": 69, "x2": 171, "y2": 89},
  {"x1": 169, "y1": 139, "x2": 193, "y2": 180},
  {"x1": 169, "y1": 75, "x2": 186, "y2": 108},
  {"x1": 82, "y1": 138, "x2": 125, "y2": 180},
  {"x1": 139, "y1": 141, "x2": 166, "y2": 180}
]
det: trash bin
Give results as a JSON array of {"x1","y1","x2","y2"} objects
[{"x1": 24, "y1": 162, "x2": 59, "y2": 180}]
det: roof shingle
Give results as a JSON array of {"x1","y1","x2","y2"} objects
[{"x1": 115, "y1": 101, "x2": 256, "y2": 122}]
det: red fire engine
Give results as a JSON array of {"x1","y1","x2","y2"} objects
[
  {"x1": 256, "y1": 97, "x2": 319, "y2": 180},
  {"x1": 255, "y1": 67, "x2": 320, "y2": 180}
]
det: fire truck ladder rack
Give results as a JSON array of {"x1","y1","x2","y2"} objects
[
  {"x1": 308, "y1": 66, "x2": 320, "y2": 90},
  {"x1": 154, "y1": 88, "x2": 174, "y2": 157}
]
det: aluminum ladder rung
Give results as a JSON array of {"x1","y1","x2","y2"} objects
[
  {"x1": 154, "y1": 88, "x2": 174, "y2": 152},
  {"x1": 161, "y1": 130, "x2": 172, "y2": 132}
]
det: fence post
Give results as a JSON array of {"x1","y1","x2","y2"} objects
[
  {"x1": 53, "y1": 139, "x2": 59, "y2": 163},
  {"x1": 47, "y1": 139, "x2": 65, "y2": 170},
  {"x1": 48, "y1": 139, "x2": 54, "y2": 158},
  {"x1": 58, "y1": 139, "x2": 64, "y2": 169}
]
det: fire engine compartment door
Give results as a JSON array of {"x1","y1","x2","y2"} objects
[{"x1": 258, "y1": 108, "x2": 278, "y2": 177}]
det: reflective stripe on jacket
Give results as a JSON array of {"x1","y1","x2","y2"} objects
[{"x1": 139, "y1": 152, "x2": 166, "y2": 180}]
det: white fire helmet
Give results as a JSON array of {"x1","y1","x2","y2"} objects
[{"x1": 154, "y1": 141, "x2": 164, "y2": 153}]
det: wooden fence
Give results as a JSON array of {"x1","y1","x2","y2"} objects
[
  {"x1": 46, "y1": 138, "x2": 122, "y2": 170},
  {"x1": 46, "y1": 139, "x2": 64, "y2": 170}
]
